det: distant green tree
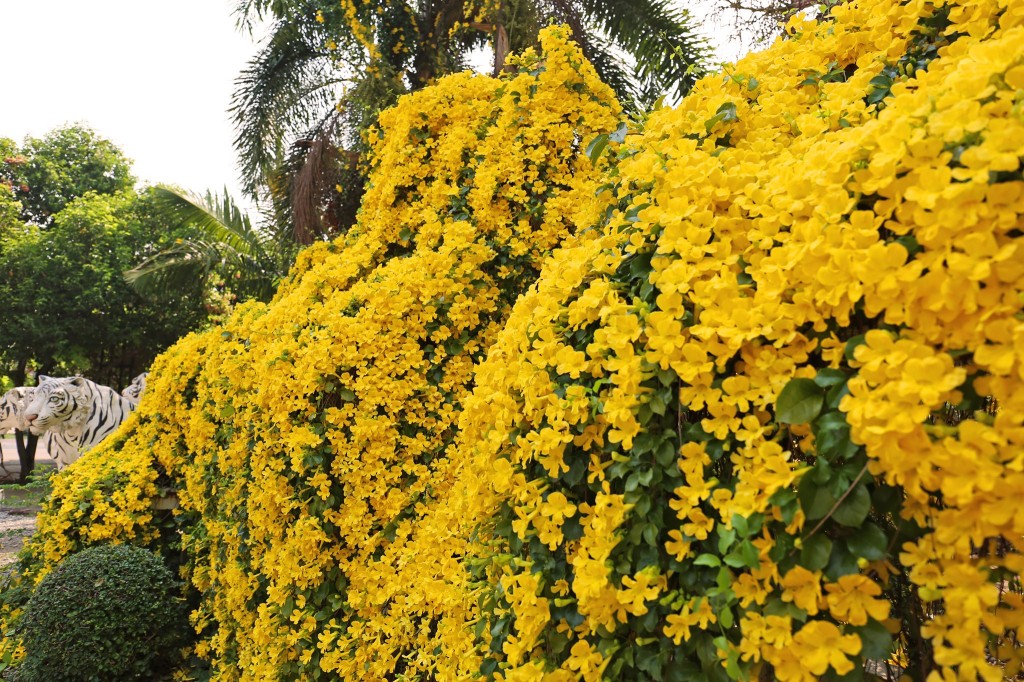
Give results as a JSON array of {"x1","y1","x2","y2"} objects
[
  {"x1": 0, "y1": 189, "x2": 207, "y2": 387},
  {"x1": 0, "y1": 181, "x2": 21, "y2": 234},
  {"x1": 10, "y1": 125, "x2": 135, "y2": 226}
]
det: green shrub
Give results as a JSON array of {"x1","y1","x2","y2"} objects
[{"x1": 18, "y1": 544, "x2": 188, "y2": 681}]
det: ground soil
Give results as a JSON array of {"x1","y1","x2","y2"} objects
[
  {"x1": 0, "y1": 435, "x2": 54, "y2": 569},
  {"x1": 0, "y1": 507, "x2": 37, "y2": 569}
]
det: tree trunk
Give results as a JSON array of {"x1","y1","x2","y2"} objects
[
  {"x1": 493, "y1": 23, "x2": 510, "y2": 75},
  {"x1": 14, "y1": 429, "x2": 37, "y2": 484},
  {"x1": 12, "y1": 357, "x2": 28, "y2": 387}
]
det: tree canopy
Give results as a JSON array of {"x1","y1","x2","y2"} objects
[
  {"x1": 0, "y1": 127, "x2": 212, "y2": 388},
  {"x1": 2, "y1": 125, "x2": 135, "y2": 226}
]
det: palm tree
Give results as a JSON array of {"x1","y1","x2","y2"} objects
[
  {"x1": 230, "y1": 0, "x2": 709, "y2": 245},
  {"x1": 125, "y1": 186, "x2": 287, "y2": 304}
]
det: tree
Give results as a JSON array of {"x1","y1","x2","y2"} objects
[
  {"x1": 231, "y1": 0, "x2": 710, "y2": 245},
  {"x1": 706, "y1": 0, "x2": 845, "y2": 52},
  {"x1": 9, "y1": 125, "x2": 135, "y2": 226},
  {"x1": 0, "y1": 189, "x2": 208, "y2": 388},
  {"x1": 0, "y1": 126, "x2": 213, "y2": 386},
  {"x1": 0, "y1": 177, "x2": 21, "y2": 234}
]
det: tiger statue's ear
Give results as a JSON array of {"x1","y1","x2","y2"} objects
[
  {"x1": 37, "y1": 375, "x2": 52, "y2": 384},
  {"x1": 70, "y1": 377, "x2": 86, "y2": 387}
]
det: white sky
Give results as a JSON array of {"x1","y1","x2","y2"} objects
[
  {"x1": 0, "y1": 1, "x2": 749, "y2": 216},
  {"x1": 0, "y1": 0, "x2": 265, "y2": 208}
]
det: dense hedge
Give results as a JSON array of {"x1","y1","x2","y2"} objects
[
  {"x1": 1, "y1": 28, "x2": 620, "y2": 680},
  {"x1": 462, "y1": 0, "x2": 1024, "y2": 678},
  {"x1": 18, "y1": 544, "x2": 187, "y2": 681},
  {"x1": 2, "y1": 0, "x2": 1023, "y2": 679}
]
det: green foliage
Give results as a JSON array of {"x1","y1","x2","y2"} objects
[
  {"x1": 18, "y1": 544, "x2": 188, "y2": 682},
  {"x1": 0, "y1": 188, "x2": 208, "y2": 387},
  {"x1": 0, "y1": 468, "x2": 53, "y2": 510},
  {"x1": 125, "y1": 186, "x2": 287, "y2": 303},
  {"x1": 775, "y1": 377, "x2": 824, "y2": 424},
  {"x1": 0, "y1": 185, "x2": 21, "y2": 233},
  {"x1": 12, "y1": 125, "x2": 134, "y2": 226}
]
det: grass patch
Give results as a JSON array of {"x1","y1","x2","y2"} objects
[{"x1": 0, "y1": 470, "x2": 53, "y2": 510}]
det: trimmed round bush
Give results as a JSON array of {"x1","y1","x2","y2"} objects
[{"x1": 18, "y1": 544, "x2": 187, "y2": 681}]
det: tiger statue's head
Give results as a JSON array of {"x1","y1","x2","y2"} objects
[
  {"x1": 121, "y1": 372, "x2": 149, "y2": 404},
  {"x1": 0, "y1": 387, "x2": 35, "y2": 432},
  {"x1": 24, "y1": 376, "x2": 136, "y2": 458},
  {"x1": 23, "y1": 376, "x2": 93, "y2": 436}
]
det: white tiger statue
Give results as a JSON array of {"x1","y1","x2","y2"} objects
[
  {"x1": 0, "y1": 387, "x2": 33, "y2": 433},
  {"x1": 121, "y1": 372, "x2": 149, "y2": 404},
  {"x1": 1, "y1": 386, "x2": 80, "y2": 470},
  {"x1": 23, "y1": 376, "x2": 136, "y2": 468}
]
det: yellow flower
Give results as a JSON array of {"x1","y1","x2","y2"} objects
[
  {"x1": 780, "y1": 566, "x2": 823, "y2": 615},
  {"x1": 825, "y1": 574, "x2": 891, "y2": 626},
  {"x1": 790, "y1": 621, "x2": 862, "y2": 676},
  {"x1": 664, "y1": 598, "x2": 717, "y2": 644}
]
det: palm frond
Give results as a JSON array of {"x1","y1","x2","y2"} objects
[
  {"x1": 125, "y1": 187, "x2": 280, "y2": 302},
  {"x1": 573, "y1": 30, "x2": 646, "y2": 106},
  {"x1": 234, "y1": 0, "x2": 304, "y2": 33},
  {"x1": 124, "y1": 240, "x2": 222, "y2": 297},
  {"x1": 579, "y1": 0, "x2": 711, "y2": 101},
  {"x1": 230, "y1": 12, "x2": 351, "y2": 199},
  {"x1": 150, "y1": 186, "x2": 269, "y2": 258}
]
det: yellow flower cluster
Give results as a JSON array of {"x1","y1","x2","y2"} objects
[
  {"x1": 1, "y1": 26, "x2": 619, "y2": 680},
  {"x1": 459, "y1": 0, "x2": 1024, "y2": 678},
  {"x1": 3, "y1": 0, "x2": 1023, "y2": 678}
]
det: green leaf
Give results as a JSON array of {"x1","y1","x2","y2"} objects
[
  {"x1": 852, "y1": 619, "x2": 894, "y2": 660},
  {"x1": 717, "y1": 102, "x2": 738, "y2": 122},
  {"x1": 826, "y1": 382, "x2": 851, "y2": 410},
  {"x1": 739, "y1": 540, "x2": 761, "y2": 569},
  {"x1": 724, "y1": 540, "x2": 760, "y2": 569},
  {"x1": 826, "y1": 541, "x2": 861, "y2": 579},
  {"x1": 609, "y1": 122, "x2": 629, "y2": 143},
  {"x1": 717, "y1": 527, "x2": 737, "y2": 553},
  {"x1": 814, "y1": 368, "x2": 847, "y2": 387},
  {"x1": 813, "y1": 412, "x2": 858, "y2": 462},
  {"x1": 814, "y1": 410, "x2": 848, "y2": 430},
  {"x1": 693, "y1": 554, "x2": 722, "y2": 567},
  {"x1": 642, "y1": 523, "x2": 658, "y2": 546},
  {"x1": 871, "y1": 484, "x2": 901, "y2": 516},
  {"x1": 764, "y1": 598, "x2": 807, "y2": 622},
  {"x1": 585, "y1": 134, "x2": 610, "y2": 164},
  {"x1": 655, "y1": 439, "x2": 677, "y2": 467},
  {"x1": 832, "y1": 483, "x2": 871, "y2": 527},
  {"x1": 799, "y1": 477, "x2": 837, "y2": 520},
  {"x1": 800, "y1": 534, "x2": 832, "y2": 570},
  {"x1": 777, "y1": 378, "x2": 825, "y2": 424},
  {"x1": 704, "y1": 102, "x2": 738, "y2": 133},
  {"x1": 844, "y1": 334, "x2": 867, "y2": 361},
  {"x1": 847, "y1": 522, "x2": 888, "y2": 560}
]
